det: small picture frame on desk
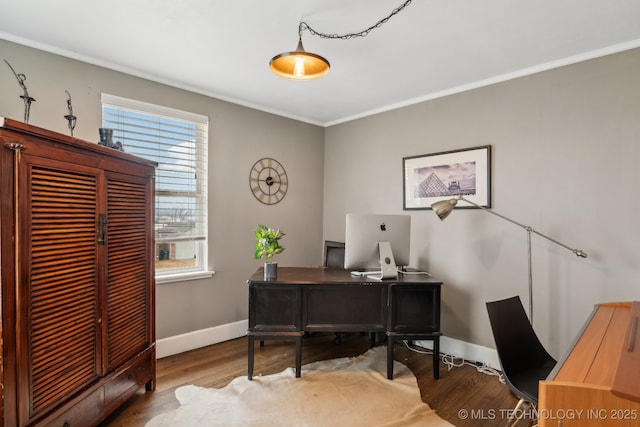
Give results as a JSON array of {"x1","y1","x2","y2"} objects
[{"x1": 402, "y1": 145, "x2": 491, "y2": 210}]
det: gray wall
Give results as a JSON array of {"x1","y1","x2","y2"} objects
[
  {"x1": 3, "y1": 38, "x2": 639, "y2": 359},
  {"x1": 0, "y1": 39, "x2": 325, "y2": 339},
  {"x1": 323, "y1": 48, "x2": 640, "y2": 357}
]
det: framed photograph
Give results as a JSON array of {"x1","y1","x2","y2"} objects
[{"x1": 403, "y1": 145, "x2": 491, "y2": 210}]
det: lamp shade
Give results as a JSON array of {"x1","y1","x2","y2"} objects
[
  {"x1": 431, "y1": 198, "x2": 459, "y2": 220},
  {"x1": 270, "y1": 39, "x2": 330, "y2": 80}
]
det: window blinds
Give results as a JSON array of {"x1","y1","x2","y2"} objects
[{"x1": 101, "y1": 94, "x2": 208, "y2": 247}]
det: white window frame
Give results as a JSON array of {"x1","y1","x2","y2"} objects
[{"x1": 101, "y1": 93, "x2": 212, "y2": 284}]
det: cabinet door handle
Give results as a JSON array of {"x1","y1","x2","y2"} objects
[{"x1": 97, "y1": 214, "x2": 107, "y2": 245}]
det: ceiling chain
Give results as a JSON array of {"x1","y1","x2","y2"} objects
[{"x1": 298, "y1": 0, "x2": 413, "y2": 40}]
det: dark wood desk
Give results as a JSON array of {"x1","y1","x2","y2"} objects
[{"x1": 247, "y1": 267, "x2": 442, "y2": 380}]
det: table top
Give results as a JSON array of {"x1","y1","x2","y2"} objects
[{"x1": 248, "y1": 266, "x2": 442, "y2": 285}]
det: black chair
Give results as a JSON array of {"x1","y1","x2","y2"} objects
[
  {"x1": 321, "y1": 240, "x2": 381, "y2": 346},
  {"x1": 323, "y1": 240, "x2": 345, "y2": 269},
  {"x1": 486, "y1": 296, "x2": 557, "y2": 426},
  {"x1": 322, "y1": 241, "x2": 346, "y2": 344}
]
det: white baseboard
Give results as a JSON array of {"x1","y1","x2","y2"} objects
[
  {"x1": 156, "y1": 319, "x2": 248, "y2": 359},
  {"x1": 414, "y1": 336, "x2": 500, "y2": 370},
  {"x1": 156, "y1": 321, "x2": 500, "y2": 370}
]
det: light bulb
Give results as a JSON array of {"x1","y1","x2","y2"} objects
[{"x1": 293, "y1": 56, "x2": 305, "y2": 78}]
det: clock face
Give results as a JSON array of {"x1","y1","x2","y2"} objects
[{"x1": 249, "y1": 158, "x2": 288, "y2": 205}]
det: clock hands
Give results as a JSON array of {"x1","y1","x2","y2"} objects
[{"x1": 249, "y1": 158, "x2": 288, "y2": 205}]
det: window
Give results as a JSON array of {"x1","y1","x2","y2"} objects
[{"x1": 102, "y1": 94, "x2": 210, "y2": 283}]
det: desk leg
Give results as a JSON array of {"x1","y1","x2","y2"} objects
[
  {"x1": 248, "y1": 336, "x2": 255, "y2": 380},
  {"x1": 387, "y1": 336, "x2": 440, "y2": 380},
  {"x1": 295, "y1": 336, "x2": 302, "y2": 378},
  {"x1": 433, "y1": 337, "x2": 440, "y2": 379},
  {"x1": 387, "y1": 338, "x2": 395, "y2": 380}
]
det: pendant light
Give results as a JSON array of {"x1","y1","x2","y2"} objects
[
  {"x1": 270, "y1": 32, "x2": 330, "y2": 80},
  {"x1": 269, "y1": 0, "x2": 413, "y2": 81}
]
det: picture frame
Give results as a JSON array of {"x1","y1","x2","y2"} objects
[{"x1": 403, "y1": 145, "x2": 491, "y2": 210}]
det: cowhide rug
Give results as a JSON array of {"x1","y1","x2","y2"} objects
[{"x1": 146, "y1": 346, "x2": 454, "y2": 426}]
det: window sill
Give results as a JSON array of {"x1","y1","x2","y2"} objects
[{"x1": 156, "y1": 270, "x2": 215, "y2": 285}]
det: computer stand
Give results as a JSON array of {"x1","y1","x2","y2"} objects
[{"x1": 366, "y1": 241, "x2": 398, "y2": 281}]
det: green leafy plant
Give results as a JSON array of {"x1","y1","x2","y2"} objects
[{"x1": 253, "y1": 224, "x2": 285, "y2": 263}]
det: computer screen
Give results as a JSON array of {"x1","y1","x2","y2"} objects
[{"x1": 344, "y1": 213, "x2": 411, "y2": 277}]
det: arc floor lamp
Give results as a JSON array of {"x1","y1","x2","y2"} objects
[{"x1": 431, "y1": 196, "x2": 587, "y2": 324}]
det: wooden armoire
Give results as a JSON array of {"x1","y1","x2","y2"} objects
[{"x1": 0, "y1": 118, "x2": 156, "y2": 426}]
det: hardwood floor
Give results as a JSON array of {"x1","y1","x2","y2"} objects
[{"x1": 101, "y1": 332, "x2": 518, "y2": 426}]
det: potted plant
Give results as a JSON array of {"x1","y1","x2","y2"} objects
[{"x1": 254, "y1": 224, "x2": 285, "y2": 279}]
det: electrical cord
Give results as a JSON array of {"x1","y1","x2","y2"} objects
[
  {"x1": 397, "y1": 269, "x2": 432, "y2": 277},
  {"x1": 350, "y1": 267, "x2": 431, "y2": 277},
  {"x1": 401, "y1": 340, "x2": 505, "y2": 384},
  {"x1": 298, "y1": 0, "x2": 413, "y2": 40}
]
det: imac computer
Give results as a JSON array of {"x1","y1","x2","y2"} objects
[{"x1": 344, "y1": 213, "x2": 411, "y2": 280}]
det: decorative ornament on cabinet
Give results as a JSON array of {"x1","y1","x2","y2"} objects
[
  {"x1": 98, "y1": 127, "x2": 124, "y2": 151},
  {"x1": 64, "y1": 90, "x2": 77, "y2": 136},
  {"x1": 4, "y1": 58, "x2": 36, "y2": 123}
]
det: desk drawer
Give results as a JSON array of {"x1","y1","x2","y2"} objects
[
  {"x1": 249, "y1": 284, "x2": 302, "y2": 331},
  {"x1": 389, "y1": 284, "x2": 440, "y2": 333},
  {"x1": 303, "y1": 285, "x2": 387, "y2": 331}
]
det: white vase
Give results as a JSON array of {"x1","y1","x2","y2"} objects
[{"x1": 264, "y1": 262, "x2": 277, "y2": 280}]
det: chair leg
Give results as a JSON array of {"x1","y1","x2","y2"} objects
[
  {"x1": 333, "y1": 332, "x2": 342, "y2": 345},
  {"x1": 505, "y1": 398, "x2": 532, "y2": 427}
]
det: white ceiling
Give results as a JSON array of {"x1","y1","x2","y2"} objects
[{"x1": 1, "y1": 0, "x2": 640, "y2": 126}]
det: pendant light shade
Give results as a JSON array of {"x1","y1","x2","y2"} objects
[
  {"x1": 269, "y1": 38, "x2": 330, "y2": 80},
  {"x1": 270, "y1": 1, "x2": 412, "y2": 81}
]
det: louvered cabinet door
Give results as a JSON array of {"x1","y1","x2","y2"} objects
[
  {"x1": 105, "y1": 172, "x2": 154, "y2": 371},
  {"x1": 1, "y1": 118, "x2": 156, "y2": 426},
  {"x1": 17, "y1": 154, "x2": 103, "y2": 425}
]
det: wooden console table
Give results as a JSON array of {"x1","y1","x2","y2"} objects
[{"x1": 247, "y1": 267, "x2": 442, "y2": 380}]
